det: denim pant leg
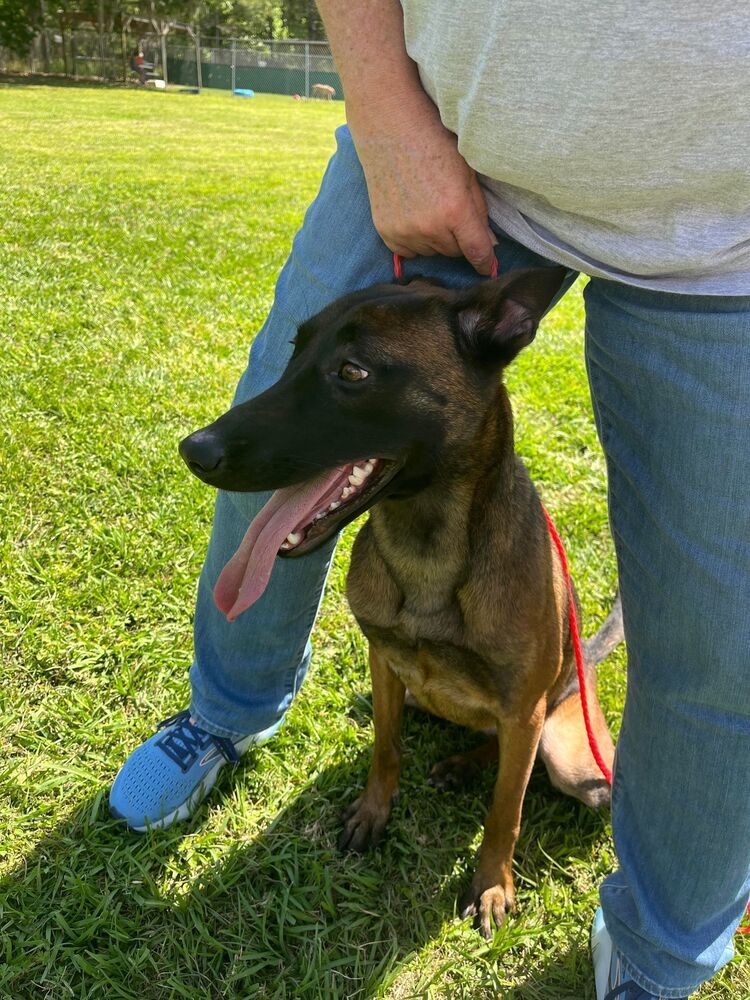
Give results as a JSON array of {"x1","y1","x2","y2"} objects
[
  {"x1": 585, "y1": 279, "x2": 750, "y2": 997},
  {"x1": 188, "y1": 126, "x2": 564, "y2": 739}
]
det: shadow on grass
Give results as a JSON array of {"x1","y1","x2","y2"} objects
[
  {"x1": 0, "y1": 706, "x2": 609, "y2": 999},
  {"x1": 500, "y1": 937, "x2": 596, "y2": 1000},
  {"x1": 0, "y1": 71, "x2": 135, "y2": 89}
]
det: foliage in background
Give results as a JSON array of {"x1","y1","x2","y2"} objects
[
  {"x1": 1, "y1": 0, "x2": 325, "y2": 52},
  {"x1": 0, "y1": 0, "x2": 37, "y2": 55}
]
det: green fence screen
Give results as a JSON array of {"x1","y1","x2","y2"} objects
[{"x1": 167, "y1": 58, "x2": 342, "y2": 98}]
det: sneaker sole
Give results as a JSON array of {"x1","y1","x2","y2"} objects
[{"x1": 591, "y1": 907, "x2": 614, "y2": 1000}]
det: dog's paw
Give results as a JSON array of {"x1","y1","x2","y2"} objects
[
  {"x1": 552, "y1": 773, "x2": 611, "y2": 810},
  {"x1": 427, "y1": 755, "x2": 480, "y2": 792},
  {"x1": 458, "y1": 875, "x2": 515, "y2": 939},
  {"x1": 338, "y1": 794, "x2": 392, "y2": 853},
  {"x1": 577, "y1": 777, "x2": 611, "y2": 811}
]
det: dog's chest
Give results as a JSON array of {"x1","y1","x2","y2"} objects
[
  {"x1": 347, "y1": 524, "x2": 512, "y2": 729},
  {"x1": 366, "y1": 622, "x2": 506, "y2": 730}
]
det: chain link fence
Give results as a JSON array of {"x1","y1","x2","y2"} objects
[
  {"x1": 0, "y1": 31, "x2": 342, "y2": 99},
  {"x1": 0, "y1": 32, "x2": 66, "y2": 76},
  {"x1": 0, "y1": 28, "x2": 160, "y2": 82},
  {"x1": 167, "y1": 39, "x2": 339, "y2": 97}
]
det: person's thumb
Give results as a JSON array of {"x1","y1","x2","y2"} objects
[{"x1": 452, "y1": 208, "x2": 497, "y2": 275}]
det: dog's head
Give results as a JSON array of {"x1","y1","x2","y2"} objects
[{"x1": 180, "y1": 266, "x2": 565, "y2": 619}]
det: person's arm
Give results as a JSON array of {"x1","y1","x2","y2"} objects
[{"x1": 317, "y1": 0, "x2": 497, "y2": 274}]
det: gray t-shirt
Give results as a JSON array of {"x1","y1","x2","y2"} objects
[{"x1": 401, "y1": 2, "x2": 750, "y2": 294}]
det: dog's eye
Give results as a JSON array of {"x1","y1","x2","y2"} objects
[{"x1": 339, "y1": 362, "x2": 369, "y2": 382}]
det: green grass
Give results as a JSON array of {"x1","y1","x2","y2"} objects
[{"x1": 0, "y1": 80, "x2": 746, "y2": 999}]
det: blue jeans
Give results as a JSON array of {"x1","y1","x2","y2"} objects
[{"x1": 188, "y1": 126, "x2": 750, "y2": 996}]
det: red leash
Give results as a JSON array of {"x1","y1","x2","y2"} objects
[
  {"x1": 546, "y1": 502, "x2": 750, "y2": 929},
  {"x1": 542, "y1": 506, "x2": 613, "y2": 785},
  {"x1": 546, "y1": 490, "x2": 750, "y2": 929},
  {"x1": 546, "y1": 498, "x2": 750, "y2": 930}
]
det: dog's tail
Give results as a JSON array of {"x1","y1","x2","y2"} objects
[{"x1": 583, "y1": 591, "x2": 624, "y2": 666}]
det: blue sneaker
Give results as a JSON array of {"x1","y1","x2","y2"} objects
[
  {"x1": 109, "y1": 710, "x2": 282, "y2": 831},
  {"x1": 591, "y1": 909, "x2": 688, "y2": 999}
]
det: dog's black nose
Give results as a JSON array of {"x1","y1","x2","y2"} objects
[{"x1": 179, "y1": 430, "x2": 226, "y2": 477}]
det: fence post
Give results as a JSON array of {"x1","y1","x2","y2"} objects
[
  {"x1": 59, "y1": 13, "x2": 68, "y2": 76},
  {"x1": 39, "y1": 0, "x2": 50, "y2": 73},
  {"x1": 71, "y1": 30, "x2": 78, "y2": 79},
  {"x1": 160, "y1": 29, "x2": 168, "y2": 86},
  {"x1": 195, "y1": 31, "x2": 202, "y2": 90},
  {"x1": 304, "y1": 40, "x2": 310, "y2": 98},
  {"x1": 97, "y1": 0, "x2": 105, "y2": 79},
  {"x1": 120, "y1": 26, "x2": 128, "y2": 82},
  {"x1": 41, "y1": 29, "x2": 51, "y2": 73},
  {"x1": 231, "y1": 37, "x2": 236, "y2": 93}
]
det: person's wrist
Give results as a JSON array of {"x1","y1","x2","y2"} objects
[{"x1": 347, "y1": 82, "x2": 440, "y2": 146}]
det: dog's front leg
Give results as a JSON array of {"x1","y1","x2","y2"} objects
[
  {"x1": 459, "y1": 698, "x2": 547, "y2": 938},
  {"x1": 339, "y1": 645, "x2": 405, "y2": 852}
]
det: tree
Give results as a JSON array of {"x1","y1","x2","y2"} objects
[
  {"x1": 0, "y1": 0, "x2": 38, "y2": 54},
  {"x1": 195, "y1": 0, "x2": 280, "y2": 40},
  {"x1": 2, "y1": 0, "x2": 325, "y2": 58},
  {"x1": 278, "y1": 0, "x2": 323, "y2": 38}
]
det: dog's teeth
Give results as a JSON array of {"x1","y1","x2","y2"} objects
[
  {"x1": 285, "y1": 532, "x2": 302, "y2": 545},
  {"x1": 349, "y1": 472, "x2": 365, "y2": 486},
  {"x1": 363, "y1": 461, "x2": 374, "y2": 475},
  {"x1": 342, "y1": 486, "x2": 354, "y2": 498},
  {"x1": 328, "y1": 500, "x2": 341, "y2": 510}
]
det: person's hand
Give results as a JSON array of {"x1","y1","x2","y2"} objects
[{"x1": 350, "y1": 91, "x2": 497, "y2": 275}]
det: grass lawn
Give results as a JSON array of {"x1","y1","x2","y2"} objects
[{"x1": 0, "y1": 80, "x2": 746, "y2": 999}]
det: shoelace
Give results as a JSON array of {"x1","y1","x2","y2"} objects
[{"x1": 155, "y1": 710, "x2": 240, "y2": 772}]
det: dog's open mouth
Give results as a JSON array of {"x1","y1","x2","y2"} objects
[{"x1": 214, "y1": 458, "x2": 398, "y2": 621}]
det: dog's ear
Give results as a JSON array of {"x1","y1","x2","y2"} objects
[{"x1": 453, "y1": 266, "x2": 568, "y2": 366}]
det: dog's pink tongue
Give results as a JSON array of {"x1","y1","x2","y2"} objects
[{"x1": 214, "y1": 468, "x2": 347, "y2": 621}]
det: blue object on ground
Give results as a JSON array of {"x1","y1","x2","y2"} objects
[
  {"x1": 109, "y1": 709, "x2": 283, "y2": 831},
  {"x1": 234, "y1": 88, "x2": 255, "y2": 98}
]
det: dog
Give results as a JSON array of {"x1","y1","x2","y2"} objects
[
  {"x1": 179, "y1": 266, "x2": 623, "y2": 938},
  {"x1": 312, "y1": 83, "x2": 336, "y2": 100}
]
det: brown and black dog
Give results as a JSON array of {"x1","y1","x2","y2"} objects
[{"x1": 179, "y1": 266, "x2": 622, "y2": 938}]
